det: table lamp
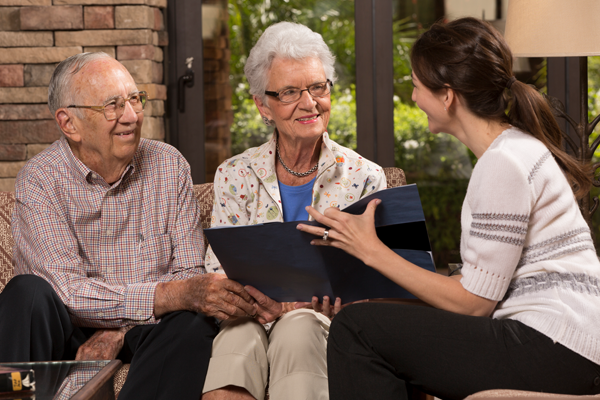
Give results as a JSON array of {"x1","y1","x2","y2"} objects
[{"x1": 504, "y1": 0, "x2": 600, "y2": 230}]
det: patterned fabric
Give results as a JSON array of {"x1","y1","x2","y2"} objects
[
  {"x1": 205, "y1": 132, "x2": 387, "y2": 273},
  {"x1": 382, "y1": 166, "x2": 406, "y2": 188},
  {"x1": 11, "y1": 137, "x2": 205, "y2": 328},
  {"x1": 460, "y1": 127, "x2": 600, "y2": 365},
  {"x1": 517, "y1": 227, "x2": 593, "y2": 268},
  {"x1": 113, "y1": 363, "x2": 130, "y2": 398},
  {"x1": 467, "y1": 389, "x2": 600, "y2": 398},
  {"x1": 527, "y1": 151, "x2": 551, "y2": 184},
  {"x1": 505, "y1": 272, "x2": 600, "y2": 298},
  {"x1": 0, "y1": 192, "x2": 15, "y2": 293},
  {"x1": 194, "y1": 182, "x2": 216, "y2": 246}
]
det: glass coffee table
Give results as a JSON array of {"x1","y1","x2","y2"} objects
[{"x1": 0, "y1": 360, "x2": 122, "y2": 400}]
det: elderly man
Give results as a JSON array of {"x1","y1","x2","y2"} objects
[{"x1": 0, "y1": 52, "x2": 255, "y2": 400}]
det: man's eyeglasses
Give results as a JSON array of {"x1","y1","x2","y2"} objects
[
  {"x1": 265, "y1": 80, "x2": 332, "y2": 104},
  {"x1": 67, "y1": 91, "x2": 148, "y2": 121}
]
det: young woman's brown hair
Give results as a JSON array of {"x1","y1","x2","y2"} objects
[{"x1": 410, "y1": 17, "x2": 592, "y2": 197}]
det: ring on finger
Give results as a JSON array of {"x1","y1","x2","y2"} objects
[{"x1": 322, "y1": 229, "x2": 330, "y2": 241}]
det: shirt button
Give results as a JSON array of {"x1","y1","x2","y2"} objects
[
  {"x1": 106, "y1": 267, "x2": 114, "y2": 274},
  {"x1": 98, "y1": 312, "x2": 104, "y2": 317},
  {"x1": 91, "y1": 173, "x2": 97, "y2": 179},
  {"x1": 136, "y1": 310, "x2": 143, "y2": 316},
  {"x1": 594, "y1": 376, "x2": 600, "y2": 386},
  {"x1": 106, "y1": 229, "x2": 113, "y2": 236}
]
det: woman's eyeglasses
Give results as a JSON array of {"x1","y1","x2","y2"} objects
[{"x1": 265, "y1": 80, "x2": 332, "y2": 104}]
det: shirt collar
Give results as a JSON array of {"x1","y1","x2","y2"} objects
[{"x1": 58, "y1": 135, "x2": 135, "y2": 187}]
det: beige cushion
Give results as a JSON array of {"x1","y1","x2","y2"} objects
[
  {"x1": 383, "y1": 166, "x2": 406, "y2": 188},
  {"x1": 466, "y1": 389, "x2": 600, "y2": 399},
  {"x1": 0, "y1": 191, "x2": 15, "y2": 293}
]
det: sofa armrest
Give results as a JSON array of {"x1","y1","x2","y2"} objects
[{"x1": 0, "y1": 191, "x2": 15, "y2": 293}]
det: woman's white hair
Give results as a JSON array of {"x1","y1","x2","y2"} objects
[
  {"x1": 48, "y1": 52, "x2": 112, "y2": 117},
  {"x1": 244, "y1": 21, "x2": 337, "y2": 103}
]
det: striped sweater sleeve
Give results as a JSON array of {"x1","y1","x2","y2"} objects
[{"x1": 460, "y1": 146, "x2": 536, "y2": 301}]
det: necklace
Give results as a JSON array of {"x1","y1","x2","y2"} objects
[{"x1": 276, "y1": 141, "x2": 318, "y2": 177}]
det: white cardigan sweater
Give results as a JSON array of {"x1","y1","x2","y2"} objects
[{"x1": 460, "y1": 127, "x2": 600, "y2": 365}]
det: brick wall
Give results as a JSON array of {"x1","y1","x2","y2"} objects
[
  {"x1": 202, "y1": 0, "x2": 231, "y2": 183},
  {"x1": 0, "y1": 0, "x2": 168, "y2": 191}
]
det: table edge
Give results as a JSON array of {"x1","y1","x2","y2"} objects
[{"x1": 71, "y1": 359, "x2": 122, "y2": 400}]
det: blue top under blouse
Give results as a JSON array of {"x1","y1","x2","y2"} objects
[{"x1": 278, "y1": 177, "x2": 316, "y2": 222}]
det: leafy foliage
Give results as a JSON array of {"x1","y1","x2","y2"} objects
[
  {"x1": 588, "y1": 56, "x2": 600, "y2": 242},
  {"x1": 394, "y1": 101, "x2": 474, "y2": 180},
  {"x1": 393, "y1": 17, "x2": 419, "y2": 103},
  {"x1": 228, "y1": 0, "x2": 356, "y2": 107},
  {"x1": 228, "y1": 0, "x2": 358, "y2": 154},
  {"x1": 393, "y1": 100, "x2": 472, "y2": 266}
]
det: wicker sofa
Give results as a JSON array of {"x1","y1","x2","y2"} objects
[
  {"x1": 0, "y1": 168, "x2": 407, "y2": 396},
  {"x1": 2, "y1": 166, "x2": 594, "y2": 399}
]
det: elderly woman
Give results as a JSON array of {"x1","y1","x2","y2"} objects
[{"x1": 201, "y1": 22, "x2": 386, "y2": 400}]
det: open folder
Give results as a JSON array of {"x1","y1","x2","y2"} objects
[{"x1": 204, "y1": 184, "x2": 435, "y2": 303}]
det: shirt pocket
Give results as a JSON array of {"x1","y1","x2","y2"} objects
[{"x1": 138, "y1": 233, "x2": 173, "y2": 278}]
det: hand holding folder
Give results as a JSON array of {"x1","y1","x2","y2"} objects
[{"x1": 204, "y1": 184, "x2": 435, "y2": 303}]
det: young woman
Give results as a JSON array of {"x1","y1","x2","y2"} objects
[{"x1": 298, "y1": 17, "x2": 600, "y2": 400}]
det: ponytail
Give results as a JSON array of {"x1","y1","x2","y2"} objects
[
  {"x1": 508, "y1": 81, "x2": 592, "y2": 198},
  {"x1": 411, "y1": 17, "x2": 592, "y2": 198}
]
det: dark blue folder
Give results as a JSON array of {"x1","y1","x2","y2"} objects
[{"x1": 204, "y1": 184, "x2": 435, "y2": 303}]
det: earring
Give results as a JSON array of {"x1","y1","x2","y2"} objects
[{"x1": 262, "y1": 116, "x2": 271, "y2": 126}]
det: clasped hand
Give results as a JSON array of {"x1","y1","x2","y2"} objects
[
  {"x1": 75, "y1": 327, "x2": 130, "y2": 361},
  {"x1": 245, "y1": 285, "x2": 342, "y2": 323},
  {"x1": 180, "y1": 273, "x2": 256, "y2": 320}
]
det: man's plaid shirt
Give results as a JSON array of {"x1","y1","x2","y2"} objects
[{"x1": 12, "y1": 137, "x2": 205, "y2": 328}]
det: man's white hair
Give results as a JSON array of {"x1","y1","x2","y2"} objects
[{"x1": 48, "y1": 52, "x2": 113, "y2": 117}]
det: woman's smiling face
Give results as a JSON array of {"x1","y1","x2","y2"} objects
[
  {"x1": 257, "y1": 57, "x2": 331, "y2": 142},
  {"x1": 411, "y1": 71, "x2": 447, "y2": 134}
]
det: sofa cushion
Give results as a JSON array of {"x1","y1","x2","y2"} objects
[
  {"x1": 0, "y1": 192, "x2": 15, "y2": 293},
  {"x1": 466, "y1": 389, "x2": 600, "y2": 399},
  {"x1": 384, "y1": 166, "x2": 406, "y2": 188},
  {"x1": 193, "y1": 182, "x2": 215, "y2": 231}
]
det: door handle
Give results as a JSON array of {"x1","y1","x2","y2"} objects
[{"x1": 178, "y1": 57, "x2": 195, "y2": 113}]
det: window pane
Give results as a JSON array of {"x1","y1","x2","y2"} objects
[
  {"x1": 393, "y1": 0, "x2": 473, "y2": 270},
  {"x1": 589, "y1": 56, "x2": 600, "y2": 246},
  {"x1": 202, "y1": 0, "x2": 233, "y2": 183}
]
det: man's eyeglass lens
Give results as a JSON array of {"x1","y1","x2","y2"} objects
[
  {"x1": 68, "y1": 92, "x2": 147, "y2": 121},
  {"x1": 105, "y1": 93, "x2": 146, "y2": 120}
]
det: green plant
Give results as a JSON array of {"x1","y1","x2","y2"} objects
[
  {"x1": 392, "y1": 100, "x2": 473, "y2": 267},
  {"x1": 588, "y1": 56, "x2": 600, "y2": 244}
]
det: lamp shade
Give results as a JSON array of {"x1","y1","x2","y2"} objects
[{"x1": 504, "y1": 0, "x2": 600, "y2": 57}]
